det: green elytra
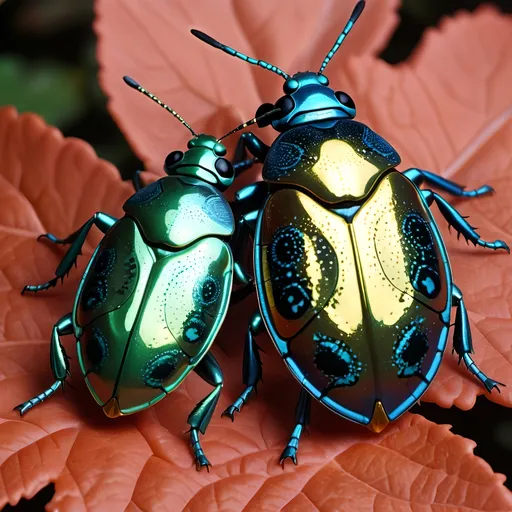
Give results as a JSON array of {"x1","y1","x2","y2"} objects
[{"x1": 15, "y1": 76, "x2": 278, "y2": 470}]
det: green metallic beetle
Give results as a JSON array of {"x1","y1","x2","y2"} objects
[{"x1": 15, "y1": 76, "x2": 277, "y2": 469}]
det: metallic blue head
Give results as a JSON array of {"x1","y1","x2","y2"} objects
[
  {"x1": 267, "y1": 71, "x2": 356, "y2": 132},
  {"x1": 191, "y1": 1, "x2": 364, "y2": 133}
]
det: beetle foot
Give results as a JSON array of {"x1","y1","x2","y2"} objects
[
  {"x1": 462, "y1": 185, "x2": 494, "y2": 197},
  {"x1": 279, "y1": 446, "x2": 298, "y2": 467},
  {"x1": 38, "y1": 233, "x2": 67, "y2": 244},
  {"x1": 22, "y1": 278, "x2": 59, "y2": 295},
  {"x1": 13, "y1": 402, "x2": 32, "y2": 416},
  {"x1": 476, "y1": 239, "x2": 510, "y2": 253},
  {"x1": 484, "y1": 377, "x2": 505, "y2": 393},
  {"x1": 195, "y1": 453, "x2": 211, "y2": 472},
  {"x1": 221, "y1": 403, "x2": 241, "y2": 421}
]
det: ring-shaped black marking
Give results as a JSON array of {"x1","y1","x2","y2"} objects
[
  {"x1": 183, "y1": 313, "x2": 207, "y2": 344},
  {"x1": 86, "y1": 327, "x2": 109, "y2": 372},
  {"x1": 276, "y1": 281, "x2": 311, "y2": 319},
  {"x1": 392, "y1": 319, "x2": 429, "y2": 378},
  {"x1": 143, "y1": 350, "x2": 180, "y2": 388},
  {"x1": 193, "y1": 275, "x2": 220, "y2": 306},
  {"x1": 269, "y1": 226, "x2": 305, "y2": 269},
  {"x1": 313, "y1": 332, "x2": 363, "y2": 387},
  {"x1": 411, "y1": 263, "x2": 440, "y2": 299},
  {"x1": 402, "y1": 213, "x2": 434, "y2": 250}
]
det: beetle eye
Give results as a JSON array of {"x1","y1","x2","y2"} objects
[
  {"x1": 164, "y1": 150, "x2": 184, "y2": 172},
  {"x1": 335, "y1": 91, "x2": 355, "y2": 110},
  {"x1": 275, "y1": 95, "x2": 295, "y2": 117},
  {"x1": 215, "y1": 157, "x2": 233, "y2": 178},
  {"x1": 283, "y1": 79, "x2": 299, "y2": 94}
]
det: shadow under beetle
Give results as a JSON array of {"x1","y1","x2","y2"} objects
[
  {"x1": 16, "y1": 76, "x2": 277, "y2": 470},
  {"x1": 192, "y1": 0, "x2": 509, "y2": 465}
]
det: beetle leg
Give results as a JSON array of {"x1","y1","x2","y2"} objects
[
  {"x1": 233, "y1": 157, "x2": 258, "y2": 177},
  {"x1": 132, "y1": 170, "x2": 145, "y2": 191},
  {"x1": 14, "y1": 313, "x2": 73, "y2": 415},
  {"x1": 22, "y1": 212, "x2": 118, "y2": 294},
  {"x1": 280, "y1": 387, "x2": 311, "y2": 467},
  {"x1": 422, "y1": 190, "x2": 510, "y2": 253},
  {"x1": 234, "y1": 132, "x2": 270, "y2": 164},
  {"x1": 222, "y1": 311, "x2": 264, "y2": 421},
  {"x1": 230, "y1": 182, "x2": 268, "y2": 287},
  {"x1": 404, "y1": 168, "x2": 494, "y2": 198},
  {"x1": 451, "y1": 286, "x2": 504, "y2": 393},
  {"x1": 187, "y1": 353, "x2": 223, "y2": 471}
]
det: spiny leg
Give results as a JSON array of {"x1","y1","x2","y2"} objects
[
  {"x1": 452, "y1": 285, "x2": 504, "y2": 392},
  {"x1": 404, "y1": 168, "x2": 494, "y2": 198},
  {"x1": 187, "y1": 353, "x2": 224, "y2": 470},
  {"x1": 222, "y1": 310, "x2": 264, "y2": 420},
  {"x1": 22, "y1": 212, "x2": 118, "y2": 293},
  {"x1": 280, "y1": 387, "x2": 311, "y2": 466},
  {"x1": 14, "y1": 313, "x2": 73, "y2": 415},
  {"x1": 422, "y1": 189, "x2": 509, "y2": 252}
]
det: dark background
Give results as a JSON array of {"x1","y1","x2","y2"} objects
[{"x1": 0, "y1": 0, "x2": 511, "y2": 509}]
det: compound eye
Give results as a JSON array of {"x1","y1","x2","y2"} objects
[
  {"x1": 215, "y1": 157, "x2": 233, "y2": 177},
  {"x1": 255, "y1": 103, "x2": 278, "y2": 127},
  {"x1": 335, "y1": 91, "x2": 355, "y2": 110},
  {"x1": 275, "y1": 95, "x2": 295, "y2": 117},
  {"x1": 214, "y1": 143, "x2": 227, "y2": 156},
  {"x1": 283, "y1": 78, "x2": 299, "y2": 94},
  {"x1": 164, "y1": 150, "x2": 184, "y2": 172}
]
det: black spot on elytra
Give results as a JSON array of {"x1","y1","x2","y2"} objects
[{"x1": 85, "y1": 328, "x2": 108, "y2": 371}]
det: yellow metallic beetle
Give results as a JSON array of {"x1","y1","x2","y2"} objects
[{"x1": 192, "y1": 0, "x2": 508, "y2": 465}]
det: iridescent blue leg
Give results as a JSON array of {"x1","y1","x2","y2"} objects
[
  {"x1": 422, "y1": 190, "x2": 509, "y2": 252},
  {"x1": 22, "y1": 212, "x2": 118, "y2": 293},
  {"x1": 234, "y1": 132, "x2": 270, "y2": 163},
  {"x1": 405, "y1": 168, "x2": 494, "y2": 198},
  {"x1": 280, "y1": 388, "x2": 311, "y2": 467},
  {"x1": 452, "y1": 285, "x2": 504, "y2": 393},
  {"x1": 187, "y1": 353, "x2": 223, "y2": 471},
  {"x1": 222, "y1": 311, "x2": 264, "y2": 421},
  {"x1": 14, "y1": 313, "x2": 73, "y2": 415},
  {"x1": 233, "y1": 158, "x2": 258, "y2": 177}
]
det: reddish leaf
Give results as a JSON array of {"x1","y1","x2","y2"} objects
[
  {"x1": 0, "y1": 106, "x2": 511, "y2": 509},
  {"x1": 95, "y1": 0, "x2": 399, "y2": 175},
  {"x1": 331, "y1": 6, "x2": 512, "y2": 410}
]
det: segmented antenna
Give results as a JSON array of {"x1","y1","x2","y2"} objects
[
  {"x1": 191, "y1": 29, "x2": 290, "y2": 80},
  {"x1": 123, "y1": 76, "x2": 197, "y2": 136},
  {"x1": 319, "y1": 1, "x2": 365, "y2": 73},
  {"x1": 217, "y1": 107, "x2": 282, "y2": 141}
]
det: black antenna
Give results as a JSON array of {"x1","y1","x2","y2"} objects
[
  {"x1": 319, "y1": 1, "x2": 365, "y2": 73},
  {"x1": 123, "y1": 76, "x2": 197, "y2": 136},
  {"x1": 217, "y1": 107, "x2": 281, "y2": 141},
  {"x1": 191, "y1": 29, "x2": 290, "y2": 80}
]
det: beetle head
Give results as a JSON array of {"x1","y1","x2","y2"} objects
[
  {"x1": 191, "y1": 1, "x2": 364, "y2": 133},
  {"x1": 123, "y1": 76, "x2": 280, "y2": 190},
  {"x1": 163, "y1": 134, "x2": 234, "y2": 189}
]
